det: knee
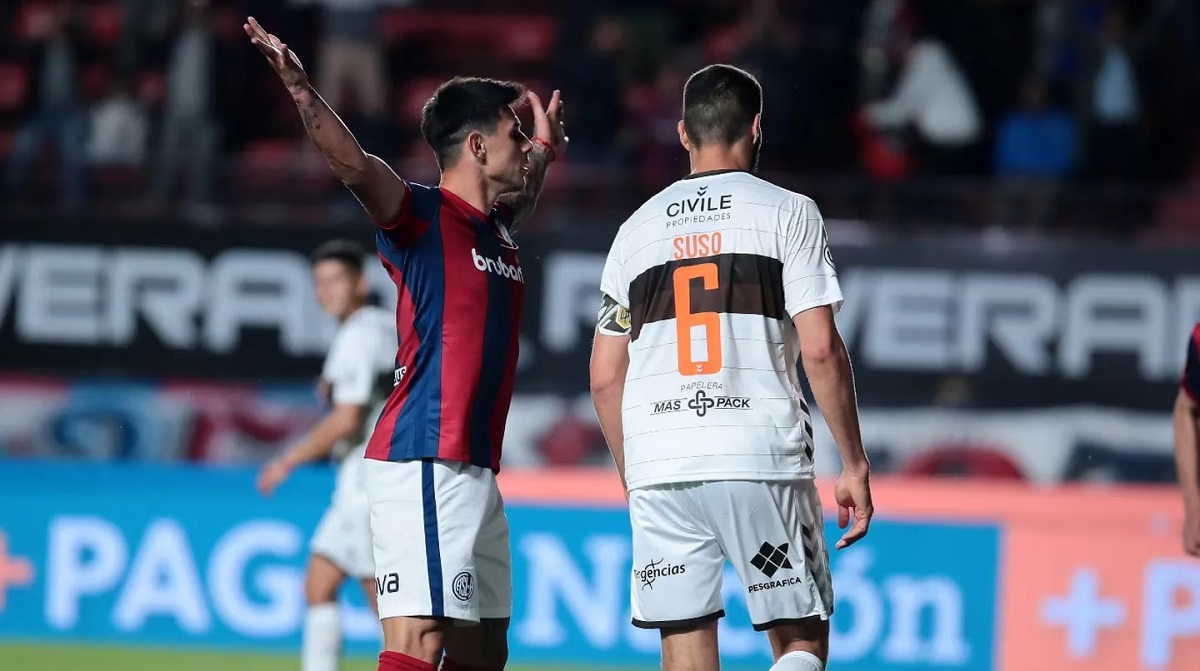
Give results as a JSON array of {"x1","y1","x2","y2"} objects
[
  {"x1": 444, "y1": 619, "x2": 508, "y2": 669},
  {"x1": 382, "y1": 617, "x2": 444, "y2": 665},
  {"x1": 304, "y1": 572, "x2": 339, "y2": 606}
]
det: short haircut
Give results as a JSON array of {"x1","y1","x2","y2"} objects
[
  {"x1": 420, "y1": 77, "x2": 528, "y2": 170},
  {"x1": 311, "y1": 239, "x2": 366, "y2": 274},
  {"x1": 682, "y1": 64, "x2": 763, "y2": 148}
]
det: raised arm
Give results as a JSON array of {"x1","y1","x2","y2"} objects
[
  {"x1": 498, "y1": 90, "x2": 567, "y2": 232},
  {"x1": 244, "y1": 17, "x2": 404, "y2": 224}
]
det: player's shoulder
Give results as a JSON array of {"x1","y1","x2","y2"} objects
[
  {"x1": 336, "y1": 307, "x2": 394, "y2": 344},
  {"x1": 727, "y1": 173, "x2": 815, "y2": 211}
]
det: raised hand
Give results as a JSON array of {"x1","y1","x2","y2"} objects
[
  {"x1": 527, "y1": 90, "x2": 568, "y2": 158},
  {"x1": 244, "y1": 16, "x2": 309, "y2": 95}
]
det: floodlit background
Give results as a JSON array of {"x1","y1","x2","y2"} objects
[{"x1": 1, "y1": 0, "x2": 1199, "y2": 669}]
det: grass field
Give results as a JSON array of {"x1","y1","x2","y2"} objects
[{"x1": 0, "y1": 642, "x2": 645, "y2": 671}]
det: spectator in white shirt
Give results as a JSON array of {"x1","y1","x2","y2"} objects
[{"x1": 864, "y1": 32, "x2": 982, "y2": 176}]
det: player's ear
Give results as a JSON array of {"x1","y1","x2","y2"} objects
[
  {"x1": 677, "y1": 120, "x2": 690, "y2": 152},
  {"x1": 467, "y1": 131, "x2": 487, "y2": 163},
  {"x1": 752, "y1": 113, "x2": 762, "y2": 144},
  {"x1": 355, "y1": 271, "x2": 369, "y2": 296}
]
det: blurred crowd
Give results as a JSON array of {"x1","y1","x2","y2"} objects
[{"x1": 1, "y1": 0, "x2": 1198, "y2": 232}]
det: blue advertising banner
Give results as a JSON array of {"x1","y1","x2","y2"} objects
[{"x1": 0, "y1": 461, "x2": 998, "y2": 669}]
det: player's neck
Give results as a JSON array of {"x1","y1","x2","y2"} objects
[
  {"x1": 438, "y1": 171, "x2": 497, "y2": 217},
  {"x1": 688, "y1": 147, "x2": 751, "y2": 176}
]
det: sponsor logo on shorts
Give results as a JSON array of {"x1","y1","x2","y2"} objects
[
  {"x1": 375, "y1": 572, "x2": 400, "y2": 595},
  {"x1": 750, "y1": 542, "x2": 792, "y2": 578},
  {"x1": 650, "y1": 389, "x2": 750, "y2": 418},
  {"x1": 393, "y1": 366, "x2": 408, "y2": 386},
  {"x1": 633, "y1": 558, "x2": 686, "y2": 590},
  {"x1": 452, "y1": 571, "x2": 475, "y2": 601},
  {"x1": 748, "y1": 542, "x2": 801, "y2": 592}
]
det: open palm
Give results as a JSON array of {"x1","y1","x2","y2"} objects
[{"x1": 243, "y1": 16, "x2": 309, "y2": 94}]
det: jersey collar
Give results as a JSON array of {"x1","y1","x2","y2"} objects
[
  {"x1": 439, "y1": 186, "x2": 492, "y2": 222},
  {"x1": 681, "y1": 168, "x2": 747, "y2": 181}
]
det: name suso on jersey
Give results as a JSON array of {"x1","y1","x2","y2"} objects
[{"x1": 598, "y1": 170, "x2": 843, "y2": 490}]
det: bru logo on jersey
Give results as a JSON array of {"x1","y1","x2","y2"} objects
[
  {"x1": 471, "y1": 248, "x2": 524, "y2": 283},
  {"x1": 672, "y1": 232, "x2": 723, "y2": 260}
]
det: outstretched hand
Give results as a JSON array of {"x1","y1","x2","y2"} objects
[
  {"x1": 244, "y1": 16, "x2": 309, "y2": 95},
  {"x1": 527, "y1": 90, "x2": 568, "y2": 158}
]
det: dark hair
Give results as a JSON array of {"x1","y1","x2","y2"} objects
[
  {"x1": 311, "y1": 239, "x2": 366, "y2": 273},
  {"x1": 682, "y1": 64, "x2": 763, "y2": 147},
  {"x1": 420, "y1": 77, "x2": 528, "y2": 170}
]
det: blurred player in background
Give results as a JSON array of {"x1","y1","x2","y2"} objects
[
  {"x1": 245, "y1": 15, "x2": 566, "y2": 671},
  {"x1": 1174, "y1": 323, "x2": 1200, "y2": 557},
  {"x1": 258, "y1": 239, "x2": 396, "y2": 671},
  {"x1": 589, "y1": 64, "x2": 873, "y2": 671}
]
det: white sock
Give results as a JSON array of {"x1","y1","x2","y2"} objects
[
  {"x1": 302, "y1": 603, "x2": 342, "y2": 671},
  {"x1": 769, "y1": 650, "x2": 824, "y2": 671}
]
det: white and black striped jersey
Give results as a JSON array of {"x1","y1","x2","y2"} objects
[{"x1": 597, "y1": 169, "x2": 842, "y2": 489}]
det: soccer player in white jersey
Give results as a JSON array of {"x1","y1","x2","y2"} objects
[
  {"x1": 258, "y1": 239, "x2": 398, "y2": 671},
  {"x1": 590, "y1": 64, "x2": 875, "y2": 671}
]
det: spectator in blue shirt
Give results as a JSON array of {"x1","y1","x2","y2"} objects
[{"x1": 991, "y1": 77, "x2": 1076, "y2": 229}]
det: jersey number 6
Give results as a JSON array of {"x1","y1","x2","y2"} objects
[{"x1": 673, "y1": 263, "x2": 723, "y2": 376}]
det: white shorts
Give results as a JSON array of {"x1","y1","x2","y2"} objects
[
  {"x1": 310, "y1": 448, "x2": 374, "y2": 579},
  {"x1": 629, "y1": 479, "x2": 833, "y2": 631},
  {"x1": 364, "y1": 458, "x2": 511, "y2": 622}
]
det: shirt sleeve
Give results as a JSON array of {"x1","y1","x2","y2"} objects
[
  {"x1": 374, "y1": 180, "x2": 429, "y2": 247},
  {"x1": 782, "y1": 198, "x2": 843, "y2": 318},
  {"x1": 324, "y1": 327, "x2": 376, "y2": 406},
  {"x1": 599, "y1": 233, "x2": 630, "y2": 310},
  {"x1": 1183, "y1": 325, "x2": 1200, "y2": 402}
]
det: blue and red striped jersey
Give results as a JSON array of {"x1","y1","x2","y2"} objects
[
  {"x1": 1184, "y1": 323, "x2": 1200, "y2": 403},
  {"x1": 365, "y1": 181, "x2": 525, "y2": 472}
]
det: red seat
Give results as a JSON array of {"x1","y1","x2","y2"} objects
[
  {"x1": 397, "y1": 77, "x2": 444, "y2": 124},
  {"x1": 82, "y1": 63, "x2": 111, "y2": 101},
  {"x1": 14, "y1": 3, "x2": 56, "y2": 41},
  {"x1": 136, "y1": 69, "x2": 167, "y2": 108},
  {"x1": 86, "y1": 3, "x2": 124, "y2": 46},
  {"x1": 381, "y1": 11, "x2": 556, "y2": 63},
  {"x1": 0, "y1": 63, "x2": 29, "y2": 110}
]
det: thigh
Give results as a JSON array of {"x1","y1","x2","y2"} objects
[
  {"x1": 367, "y1": 458, "x2": 494, "y2": 623},
  {"x1": 703, "y1": 479, "x2": 833, "y2": 631},
  {"x1": 660, "y1": 619, "x2": 719, "y2": 671},
  {"x1": 311, "y1": 503, "x2": 375, "y2": 581},
  {"x1": 472, "y1": 475, "x2": 512, "y2": 620},
  {"x1": 628, "y1": 485, "x2": 726, "y2": 630}
]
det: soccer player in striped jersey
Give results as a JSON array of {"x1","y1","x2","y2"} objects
[
  {"x1": 590, "y1": 65, "x2": 873, "y2": 671},
  {"x1": 1175, "y1": 323, "x2": 1200, "y2": 557},
  {"x1": 245, "y1": 17, "x2": 567, "y2": 671}
]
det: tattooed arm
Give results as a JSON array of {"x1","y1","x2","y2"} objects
[
  {"x1": 245, "y1": 17, "x2": 404, "y2": 224},
  {"x1": 291, "y1": 86, "x2": 404, "y2": 223},
  {"x1": 498, "y1": 89, "x2": 567, "y2": 233},
  {"x1": 497, "y1": 144, "x2": 552, "y2": 233}
]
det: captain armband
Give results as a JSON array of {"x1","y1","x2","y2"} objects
[{"x1": 596, "y1": 293, "x2": 631, "y2": 336}]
